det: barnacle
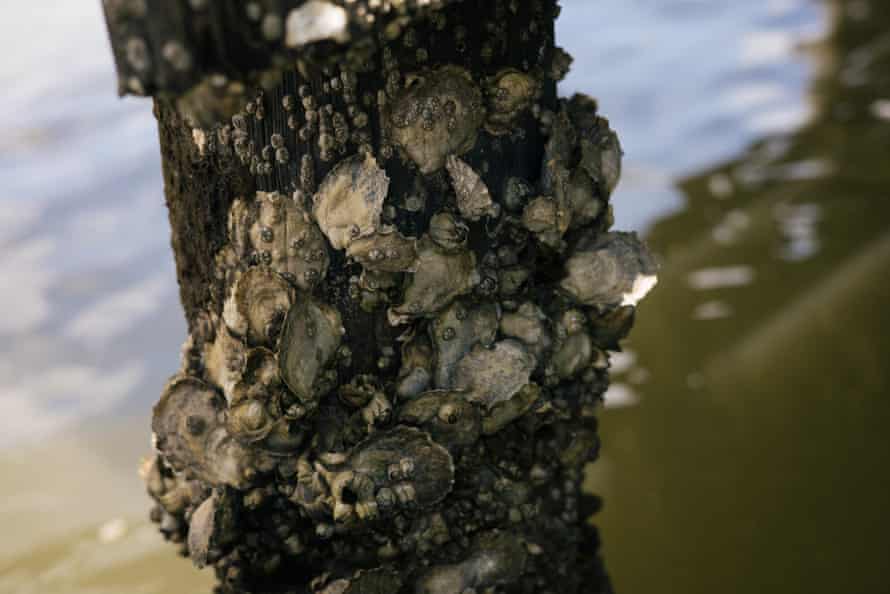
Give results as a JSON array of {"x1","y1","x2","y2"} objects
[
  {"x1": 430, "y1": 300, "x2": 499, "y2": 388},
  {"x1": 485, "y1": 68, "x2": 539, "y2": 135},
  {"x1": 250, "y1": 191, "x2": 330, "y2": 291},
  {"x1": 278, "y1": 295, "x2": 345, "y2": 401},
  {"x1": 453, "y1": 340, "x2": 536, "y2": 409},
  {"x1": 415, "y1": 530, "x2": 528, "y2": 594},
  {"x1": 222, "y1": 268, "x2": 293, "y2": 346},
  {"x1": 313, "y1": 153, "x2": 389, "y2": 250},
  {"x1": 388, "y1": 65, "x2": 484, "y2": 174},
  {"x1": 390, "y1": 237, "x2": 479, "y2": 323},
  {"x1": 398, "y1": 390, "x2": 482, "y2": 450},
  {"x1": 152, "y1": 376, "x2": 255, "y2": 488},
  {"x1": 445, "y1": 155, "x2": 499, "y2": 221},
  {"x1": 560, "y1": 231, "x2": 658, "y2": 307}
]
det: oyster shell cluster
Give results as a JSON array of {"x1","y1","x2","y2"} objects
[{"x1": 143, "y1": 4, "x2": 656, "y2": 593}]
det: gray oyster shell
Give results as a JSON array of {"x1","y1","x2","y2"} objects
[
  {"x1": 313, "y1": 153, "x2": 389, "y2": 250},
  {"x1": 445, "y1": 155, "x2": 498, "y2": 221},
  {"x1": 278, "y1": 296, "x2": 344, "y2": 401},
  {"x1": 560, "y1": 231, "x2": 658, "y2": 307},
  {"x1": 453, "y1": 339, "x2": 536, "y2": 409},
  {"x1": 152, "y1": 376, "x2": 254, "y2": 488},
  {"x1": 388, "y1": 66, "x2": 484, "y2": 174}
]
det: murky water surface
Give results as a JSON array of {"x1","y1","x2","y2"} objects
[{"x1": 1, "y1": 1, "x2": 888, "y2": 592}]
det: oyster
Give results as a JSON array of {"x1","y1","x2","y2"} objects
[
  {"x1": 499, "y1": 302, "x2": 551, "y2": 361},
  {"x1": 427, "y1": 211, "x2": 469, "y2": 253},
  {"x1": 388, "y1": 65, "x2": 484, "y2": 174},
  {"x1": 313, "y1": 153, "x2": 389, "y2": 250},
  {"x1": 485, "y1": 68, "x2": 539, "y2": 135},
  {"x1": 560, "y1": 232, "x2": 658, "y2": 307},
  {"x1": 187, "y1": 491, "x2": 236, "y2": 568},
  {"x1": 398, "y1": 390, "x2": 482, "y2": 450},
  {"x1": 249, "y1": 191, "x2": 330, "y2": 291},
  {"x1": 445, "y1": 155, "x2": 499, "y2": 221},
  {"x1": 430, "y1": 300, "x2": 499, "y2": 388},
  {"x1": 152, "y1": 376, "x2": 254, "y2": 488},
  {"x1": 568, "y1": 93, "x2": 623, "y2": 196},
  {"x1": 346, "y1": 227, "x2": 418, "y2": 272},
  {"x1": 222, "y1": 268, "x2": 293, "y2": 346},
  {"x1": 278, "y1": 296, "x2": 344, "y2": 401},
  {"x1": 390, "y1": 238, "x2": 479, "y2": 323},
  {"x1": 483, "y1": 383, "x2": 540, "y2": 435},
  {"x1": 453, "y1": 340, "x2": 536, "y2": 409}
]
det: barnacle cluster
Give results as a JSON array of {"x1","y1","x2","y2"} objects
[{"x1": 135, "y1": 1, "x2": 656, "y2": 593}]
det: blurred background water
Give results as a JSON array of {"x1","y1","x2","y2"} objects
[{"x1": 1, "y1": 0, "x2": 888, "y2": 592}]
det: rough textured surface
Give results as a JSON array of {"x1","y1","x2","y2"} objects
[{"x1": 107, "y1": 1, "x2": 655, "y2": 592}]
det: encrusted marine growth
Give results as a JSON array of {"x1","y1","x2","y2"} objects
[{"x1": 134, "y1": 1, "x2": 656, "y2": 593}]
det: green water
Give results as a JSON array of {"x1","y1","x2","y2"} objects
[{"x1": 587, "y1": 3, "x2": 890, "y2": 592}]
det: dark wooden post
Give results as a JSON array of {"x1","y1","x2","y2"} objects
[{"x1": 104, "y1": 1, "x2": 654, "y2": 592}]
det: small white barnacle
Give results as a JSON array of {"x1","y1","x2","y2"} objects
[
  {"x1": 222, "y1": 268, "x2": 293, "y2": 346},
  {"x1": 284, "y1": 0, "x2": 349, "y2": 47},
  {"x1": 278, "y1": 295, "x2": 344, "y2": 402},
  {"x1": 560, "y1": 231, "x2": 658, "y2": 307},
  {"x1": 313, "y1": 153, "x2": 389, "y2": 250},
  {"x1": 445, "y1": 155, "x2": 499, "y2": 222}
]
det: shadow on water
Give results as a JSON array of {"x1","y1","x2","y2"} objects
[{"x1": 586, "y1": 1, "x2": 890, "y2": 593}]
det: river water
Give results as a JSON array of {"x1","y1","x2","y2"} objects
[{"x1": 1, "y1": 1, "x2": 888, "y2": 592}]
